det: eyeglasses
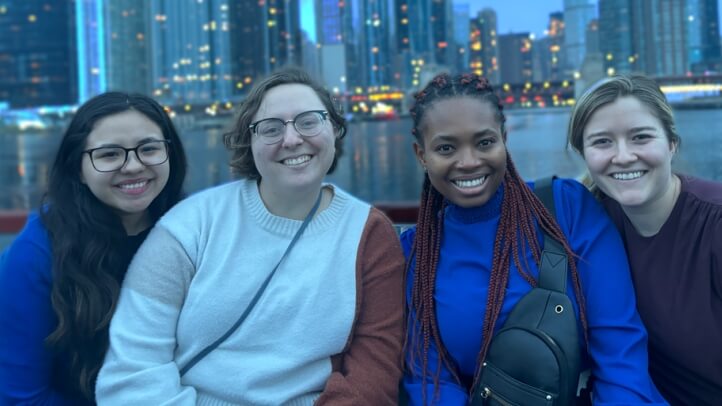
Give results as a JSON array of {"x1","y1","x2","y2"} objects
[
  {"x1": 249, "y1": 110, "x2": 329, "y2": 145},
  {"x1": 83, "y1": 139, "x2": 171, "y2": 172}
]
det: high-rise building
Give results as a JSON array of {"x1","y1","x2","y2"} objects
[
  {"x1": 452, "y1": 2, "x2": 470, "y2": 74},
  {"x1": 563, "y1": 0, "x2": 595, "y2": 74},
  {"x1": 105, "y1": 0, "x2": 151, "y2": 95},
  {"x1": 150, "y1": 0, "x2": 233, "y2": 104},
  {"x1": 599, "y1": 0, "x2": 720, "y2": 77},
  {"x1": 498, "y1": 33, "x2": 533, "y2": 85},
  {"x1": 0, "y1": 2, "x2": 78, "y2": 108},
  {"x1": 469, "y1": 8, "x2": 500, "y2": 84},
  {"x1": 533, "y1": 12, "x2": 566, "y2": 82}
]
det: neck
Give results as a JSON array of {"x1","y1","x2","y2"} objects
[
  {"x1": 258, "y1": 180, "x2": 325, "y2": 220},
  {"x1": 621, "y1": 174, "x2": 680, "y2": 237},
  {"x1": 120, "y1": 211, "x2": 151, "y2": 236}
]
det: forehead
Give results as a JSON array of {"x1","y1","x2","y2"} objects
[
  {"x1": 255, "y1": 84, "x2": 325, "y2": 120},
  {"x1": 86, "y1": 110, "x2": 163, "y2": 148},
  {"x1": 421, "y1": 97, "x2": 499, "y2": 137},
  {"x1": 584, "y1": 96, "x2": 663, "y2": 135}
]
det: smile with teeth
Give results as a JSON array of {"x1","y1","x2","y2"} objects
[
  {"x1": 453, "y1": 176, "x2": 487, "y2": 189},
  {"x1": 117, "y1": 180, "x2": 148, "y2": 190},
  {"x1": 611, "y1": 171, "x2": 646, "y2": 181},
  {"x1": 282, "y1": 155, "x2": 311, "y2": 166}
]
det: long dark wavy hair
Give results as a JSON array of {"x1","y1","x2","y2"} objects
[
  {"x1": 39, "y1": 92, "x2": 187, "y2": 400},
  {"x1": 406, "y1": 73, "x2": 589, "y2": 404}
]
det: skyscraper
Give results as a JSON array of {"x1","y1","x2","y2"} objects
[
  {"x1": 105, "y1": 0, "x2": 151, "y2": 95},
  {"x1": 469, "y1": 8, "x2": 500, "y2": 84},
  {"x1": 533, "y1": 12, "x2": 566, "y2": 82},
  {"x1": 563, "y1": 0, "x2": 595, "y2": 74},
  {"x1": 0, "y1": 1, "x2": 78, "y2": 108},
  {"x1": 498, "y1": 33, "x2": 533, "y2": 85}
]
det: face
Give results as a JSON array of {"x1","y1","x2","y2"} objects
[
  {"x1": 414, "y1": 97, "x2": 507, "y2": 208},
  {"x1": 582, "y1": 96, "x2": 676, "y2": 209},
  {"x1": 80, "y1": 110, "x2": 170, "y2": 230},
  {"x1": 251, "y1": 83, "x2": 336, "y2": 197}
]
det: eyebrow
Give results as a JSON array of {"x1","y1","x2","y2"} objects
[
  {"x1": 91, "y1": 136, "x2": 164, "y2": 149},
  {"x1": 430, "y1": 129, "x2": 498, "y2": 142},
  {"x1": 586, "y1": 126, "x2": 659, "y2": 138}
]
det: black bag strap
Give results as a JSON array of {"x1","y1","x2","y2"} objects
[
  {"x1": 533, "y1": 176, "x2": 568, "y2": 293},
  {"x1": 179, "y1": 191, "x2": 323, "y2": 377}
]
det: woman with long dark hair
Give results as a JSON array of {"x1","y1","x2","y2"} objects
[
  {"x1": 0, "y1": 92, "x2": 187, "y2": 404},
  {"x1": 402, "y1": 73, "x2": 665, "y2": 405}
]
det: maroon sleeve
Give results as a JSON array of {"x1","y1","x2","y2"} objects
[{"x1": 315, "y1": 208, "x2": 405, "y2": 405}]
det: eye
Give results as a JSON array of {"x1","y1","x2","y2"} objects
[
  {"x1": 632, "y1": 133, "x2": 653, "y2": 142},
  {"x1": 434, "y1": 144, "x2": 455, "y2": 155},
  {"x1": 139, "y1": 142, "x2": 162, "y2": 154},
  {"x1": 589, "y1": 138, "x2": 611, "y2": 147},
  {"x1": 478, "y1": 138, "x2": 496, "y2": 148},
  {"x1": 95, "y1": 149, "x2": 122, "y2": 160}
]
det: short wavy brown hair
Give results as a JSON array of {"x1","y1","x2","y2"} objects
[{"x1": 223, "y1": 67, "x2": 347, "y2": 179}]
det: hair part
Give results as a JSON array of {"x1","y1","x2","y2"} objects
[
  {"x1": 40, "y1": 91, "x2": 186, "y2": 400},
  {"x1": 568, "y1": 74, "x2": 680, "y2": 156},
  {"x1": 224, "y1": 66, "x2": 347, "y2": 179},
  {"x1": 406, "y1": 73, "x2": 588, "y2": 404}
]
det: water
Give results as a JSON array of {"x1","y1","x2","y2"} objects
[{"x1": 1, "y1": 108, "x2": 721, "y2": 210}]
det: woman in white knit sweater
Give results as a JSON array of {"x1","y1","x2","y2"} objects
[{"x1": 96, "y1": 68, "x2": 405, "y2": 405}]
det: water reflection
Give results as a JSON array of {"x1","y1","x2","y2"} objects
[{"x1": 1, "y1": 108, "x2": 720, "y2": 210}]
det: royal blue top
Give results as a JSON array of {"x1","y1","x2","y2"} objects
[
  {"x1": 0, "y1": 212, "x2": 146, "y2": 405},
  {"x1": 401, "y1": 178, "x2": 667, "y2": 405}
]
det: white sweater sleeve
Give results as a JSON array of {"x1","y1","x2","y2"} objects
[{"x1": 96, "y1": 225, "x2": 197, "y2": 405}]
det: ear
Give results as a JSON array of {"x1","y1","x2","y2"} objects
[
  {"x1": 670, "y1": 140, "x2": 678, "y2": 155},
  {"x1": 413, "y1": 142, "x2": 426, "y2": 169}
]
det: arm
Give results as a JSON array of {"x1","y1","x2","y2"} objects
[
  {"x1": 316, "y1": 209, "x2": 405, "y2": 405},
  {"x1": 0, "y1": 222, "x2": 76, "y2": 405},
  {"x1": 399, "y1": 228, "x2": 468, "y2": 406},
  {"x1": 95, "y1": 225, "x2": 196, "y2": 405},
  {"x1": 555, "y1": 179, "x2": 667, "y2": 405}
]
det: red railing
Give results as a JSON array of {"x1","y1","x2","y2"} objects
[{"x1": 0, "y1": 204, "x2": 421, "y2": 236}]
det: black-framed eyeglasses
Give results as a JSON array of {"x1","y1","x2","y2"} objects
[
  {"x1": 83, "y1": 139, "x2": 171, "y2": 172},
  {"x1": 249, "y1": 110, "x2": 329, "y2": 145}
]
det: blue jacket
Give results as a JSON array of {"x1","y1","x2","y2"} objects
[{"x1": 402, "y1": 178, "x2": 667, "y2": 405}]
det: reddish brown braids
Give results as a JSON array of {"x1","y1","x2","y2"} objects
[{"x1": 406, "y1": 73, "x2": 589, "y2": 404}]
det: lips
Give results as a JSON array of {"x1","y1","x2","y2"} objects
[
  {"x1": 610, "y1": 170, "x2": 646, "y2": 181},
  {"x1": 452, "y1": 175, "x2": 487, "y2": 189},
  {"x1": 115, "y1": 179, "x2": 151, "y2": 195},
  {"x1": 281, "y1": 154, "x2": 312, "y2": 166}
]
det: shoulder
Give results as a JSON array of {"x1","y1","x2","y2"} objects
[
  {"x1": 328, "y1": 183, "x2": 372, "y2": 212},
  {"x1": 681, "y1": 174, "x2": 722, "y2": 206},
  {"x1": 0, "y1": 212, "x2": 53, "y2": 284}
]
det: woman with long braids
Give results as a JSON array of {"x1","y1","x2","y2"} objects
[
  {"x1": 402, "y1": 73, "x2": 666, "y2": 405},
  {"x1": 0, "y1": 92, "x2": 187, "y2": 404}
]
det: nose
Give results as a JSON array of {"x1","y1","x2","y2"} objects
[
  {"x1": 121, "y1": 150, "x2": 145, "y2": 172},
  {"x1": 456, "y1": 147, "x2": 481, "y2": 169},
  {"x1": 611, "y1": 141, "x2": 638, "y2": 165},
  {"x1": 280, "y1": 123, "x2": 303, "y2": 148}
]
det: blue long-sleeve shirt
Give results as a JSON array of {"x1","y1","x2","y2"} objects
[
  {"x1": 401, "y1": 178, "x2": 667, "y2": 405},
  {"x1": 0, "y1": 212, "x2": 83, "y2": 405}
]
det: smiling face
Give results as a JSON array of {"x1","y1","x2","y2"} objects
[
  {"x1": 251, "y1": 83, "x2": 336, "y2": 199},
  {"x1": 80, "y1": 109, "x2": 170, "y2": 232},
  {"x1": 414, "y1": 96, "x2": 507, "y2": 208},
  {"x1": 582, "y1": 96, "x2": 676, "y2": 209}
]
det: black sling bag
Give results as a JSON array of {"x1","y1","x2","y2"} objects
[{"x1": 470, "y1": 177, "x2": 583, "y2": 406}]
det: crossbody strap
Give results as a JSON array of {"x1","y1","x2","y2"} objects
[
  {"x1": 533, "y1": 176, "x2": 568, "y2": 293},
  {"x1": 179, "y1": 190, "x2": 323, "y2": 377}
]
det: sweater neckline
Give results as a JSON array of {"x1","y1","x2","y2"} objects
[
  {"x1": 242, "y1": 179, "x2": 347, "y2": 236},
  {"x1": 445, "y1": 182, "x2": 504, "y2": 224}
]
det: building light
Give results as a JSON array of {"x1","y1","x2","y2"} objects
[
  {"x1": 607, "y1": 67, "x2": 616, "y2": 76},
  {"x1": 28, "y1": 14, "x2": 37, "y2": 22},
  {"x1": 606, "y1": 53, "x2": 613, "y2": 61}
]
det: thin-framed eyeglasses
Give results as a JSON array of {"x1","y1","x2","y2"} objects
[
  {"x1": 83, "y1": 139, "x2": 171, "y2": 172},
  {"x1": 249, "y1": 110, "x2": 329, "y2": 145}
]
